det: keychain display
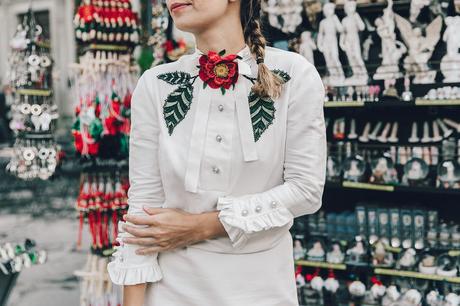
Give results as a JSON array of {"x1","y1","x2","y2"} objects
[
  {"x1": 6, "y1": 138, "x2": 61, "y2": 180},
  {"x1": 5, "y1": 9, "x2": 60, "y2": 180},
  {"x1": 71, "y1": 4, "x2": 139, "y2": 304},
  {"x1": 7, "y1": 13, "x2": 52, "y2": 90},
  {"x1": 0, "y1": 239, "x2": 47, "y2": 276},
  {"x1": 74, "y1": 254, "x2": 121, "y2": 306},
  {"x1": 70, "y1": 51, "x2": 136, "y2": 159},
  {"x1": 75, "y1": 170, "x2": 128, "y2": 254},
  {"x1": 148, "y1": 1, "x2": 169, "y2": 67},
  {"x1": 74, "y1": 0, "x2": 140, "y2": 47}
]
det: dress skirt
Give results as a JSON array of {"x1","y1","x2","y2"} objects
[{"x1": 144, "y1": 233, "x2": 299, "y2": 306}]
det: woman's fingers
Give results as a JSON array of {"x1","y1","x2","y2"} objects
[
  {"x1": 123, "y1": 237, "x2": 157, "y2": 246},
  {"x1": 123, "y1": 225, "x2": 152, "y2": 238},
  {"x1": 124, "y1": 214, "x2": 157, "y2": 226}
]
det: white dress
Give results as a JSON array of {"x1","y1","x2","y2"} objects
[{"x1": 107, "y1": 45, "x2": 327, "y2": 306}]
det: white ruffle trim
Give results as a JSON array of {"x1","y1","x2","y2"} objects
[
  {"x1": 217, "y1": 196, "x2": 294, "y2": 236},
  {"x1": 107, "y1": 261, "x2": 163, "y2": 286}
]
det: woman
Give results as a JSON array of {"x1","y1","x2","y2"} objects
[{"x1": 107, "y1": 0, "x2": 326, "y2": 305}]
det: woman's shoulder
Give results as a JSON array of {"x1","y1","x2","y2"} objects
[
  {"x1": 265, "y1": 47, "x2": 319, "y2": 80},
  {"x1": 265, "y1": 47, "x2": 322, "y2": 87},
  {"x1": 142, "y1": 53, "x2": 197, "y2": 81}
]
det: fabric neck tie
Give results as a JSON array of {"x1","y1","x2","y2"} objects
[{"x1": 184, "y1": 46, "x2": 258, "y2": 193}]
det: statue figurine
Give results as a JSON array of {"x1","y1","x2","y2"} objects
[
  {"x1": 317, "y1": 2, "x2": 345, "y2": 86},
  {"x1": 263, "y1": 0, "x2": 303, "y2": 34},
  {"x1": 409, "y1": 0, "x2": 430, "y2": 23},
  {"x1": 299, "y1": 31, "x2": 317, "y2": 65},
  {"x1": 440, "y1": 16, "x2": 460, "y2": 83},
  {"x1": 340, "y1": 0, "x2": 368, "y2": 85},
  {"x1": 373, "y1": 0, "x2": 407, "y2": 80},
  {"x1": 395, "y1": 14, "x2": 443, "y2": 84}
]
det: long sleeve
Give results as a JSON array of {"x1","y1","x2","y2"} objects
[
  {"x1": 107, "y1": 71, "x2": 165, "y2": 285},
  {"x1": 217, "y1": 58, "x2": 327, "y2": 248}
]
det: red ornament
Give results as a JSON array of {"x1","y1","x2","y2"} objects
[{"x1": 198, "y1": 51, "x2": 239, "y2": 91}]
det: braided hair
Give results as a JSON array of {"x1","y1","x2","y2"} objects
[{"x1": 240, "y1": 0, "x2": 283, "y2": 99}]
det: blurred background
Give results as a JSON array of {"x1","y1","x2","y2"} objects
[{"x1": 1, "y1": 0, "x2": 460, "y2": 305}]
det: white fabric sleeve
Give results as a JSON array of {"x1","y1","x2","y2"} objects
[
  {"x1": 217, "y1": 58, "x2": 327, "y2": 248},
  {"x1": 108, "y1": 72, "x2": 165, "y2": 285}
]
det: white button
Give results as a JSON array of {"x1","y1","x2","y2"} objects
[
  {"x1": 218, "y1": 104, "x2": 224, "y2": 112},
  {"x1": 241, "y1": 209, "x2": 249, "y2": 216},
  {"x1": 255, "y1": 205, "x2": 262, "y2": 213},
  {"x1": 212, "y1": 166, "x2": 220, "y2": 174},
  {"x1": 216, "y1": 135, "x2": 222, "y2": 142},
  {"x1": 271, "y1": 201, "x2": 277, "y2": 208}
]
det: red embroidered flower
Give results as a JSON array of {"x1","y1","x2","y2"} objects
[{"x1": 199, "y1": 50, "x2": 239, "y2": 93}]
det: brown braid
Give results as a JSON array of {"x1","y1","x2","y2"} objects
[{"x1": 241, "y1": 0, "x2": 284, "y2": 99}]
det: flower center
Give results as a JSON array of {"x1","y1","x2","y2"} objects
[{"x1": 214, "y1": 64, "x2": 229, "y2": 78}]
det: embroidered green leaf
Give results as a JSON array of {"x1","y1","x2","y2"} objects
[
  {"x1": 158, "y1": 71, "x2": 191, "y2": 85},
  {"x1": 271, "y1": 69, "x2": 291, "y2": 84},
  {"x1": 218, "y1": 49, "x2": 226, "y2": 56},
  {"x1": 220, "y1": 87, "x2": 226, "y2": 95},
  {"x1": 248, "y1": 91, "x2": 276, "y2": 142},
  {"x1": 163, "y1": 84, "x2": 194, "y2": 135}
]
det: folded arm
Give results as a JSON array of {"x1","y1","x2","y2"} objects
[{"x1": 217, "y1": 59, "x2": 327, "y2": 248}]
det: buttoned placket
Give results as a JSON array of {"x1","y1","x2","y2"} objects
[
  {"x1": 199, "y1": 88, "x2": 236, "y2": 191},
  {"x1": 183, "y1": 46, "x2": 259, "y2": 193}
]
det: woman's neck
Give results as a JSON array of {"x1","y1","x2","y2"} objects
[{"x1": 194, "y1": 19, "x2": 246, "y2": 55}]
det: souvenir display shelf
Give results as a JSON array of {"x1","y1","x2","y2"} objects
[{"x1": 270, "y1": 0, "x2": 460, "y2": 303}]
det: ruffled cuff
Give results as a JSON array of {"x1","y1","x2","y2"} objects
[
  {"x1": 107, "y1": 221, "x2": 163, "y2": 285},
  {"x1": 107, "y1": 260, "x2": 163, "y2": 286},
  {"x1": 216, "y1": 195, "x2": 294, "y2": 248}
]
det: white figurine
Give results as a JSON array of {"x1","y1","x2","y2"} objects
[
  {"x1": 299, "y1": 31, "x2": 317, "y2": 65},
  {"x1": 317, "y1": 3, "x2": 345, "y2": 86},
  {"x1": 340, "y1": 0, "x2": 368, "y2": 85},
  {"x1": 395, "y1": 14, "x2": 443, "y2": 84},
  {"x1": 409, "y1": 0, "x2": 430, "y2": 23},
  {"x1": 440, "y1": 16, "x2": 460, "y2": 83},
  {"x1": 374, "y1": 0, "x2": 407, "y2": 80},
  {"x1": 263, "y1": 0, "x2": 303, "y2": 34}
]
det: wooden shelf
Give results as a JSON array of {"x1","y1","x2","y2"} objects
[
  {"x1": 326, "y1": 181, "x2": 460, "y2": 197},
  {"x1": 342, "y1": 181, "x2": 395, "y2": 192},
  {"x1": 295, "y1": 260, "x2": 347, "y2": 270},
  {"x1": 415, "y1": 99, "x2": 460, "y2": 106},
  {"x1": 86, "y1": 44, "x2": 129, "y2": 52},
  {"x1": 375, "y1": 268, "x2": 460, "y2": 283},
  {"x1": 15, "y1": 89, "x2": 52, "y2": 96},
  {"x1": 324, "y1": 100, "x2": 460, "y2": 109},
  {"x1": 324, "y1": 101, "x2": 365, "y2": 108}
]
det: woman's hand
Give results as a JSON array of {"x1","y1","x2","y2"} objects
[{"x1": 122, "y1": 207, "x2": 227, "y2": 255}]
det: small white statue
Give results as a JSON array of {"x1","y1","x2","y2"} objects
[
  {"x1": 317, "y1": 3, "x2": 345, "y2": 86},
  {"x1": 299, "y1": 31, "x2": 317, "y2": 65},
  {"x1": 263, "y1": 0, "x2": 303, "y2": 34},
  {"x1": 395, "y1": 14, "x2": 443, "y2": 84},
  {"x1": 409, "y1": 0, "x2": 430, "y2": 22},
  {"x1": 374, "y1": 0, "x2": 407, "y2": 80},
  {"x1": 340, "y1": 0, "x2": 368, "y2": 85},
  {"x1": 440, "y1": 16, "x2": 460, "y2": 83}
]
